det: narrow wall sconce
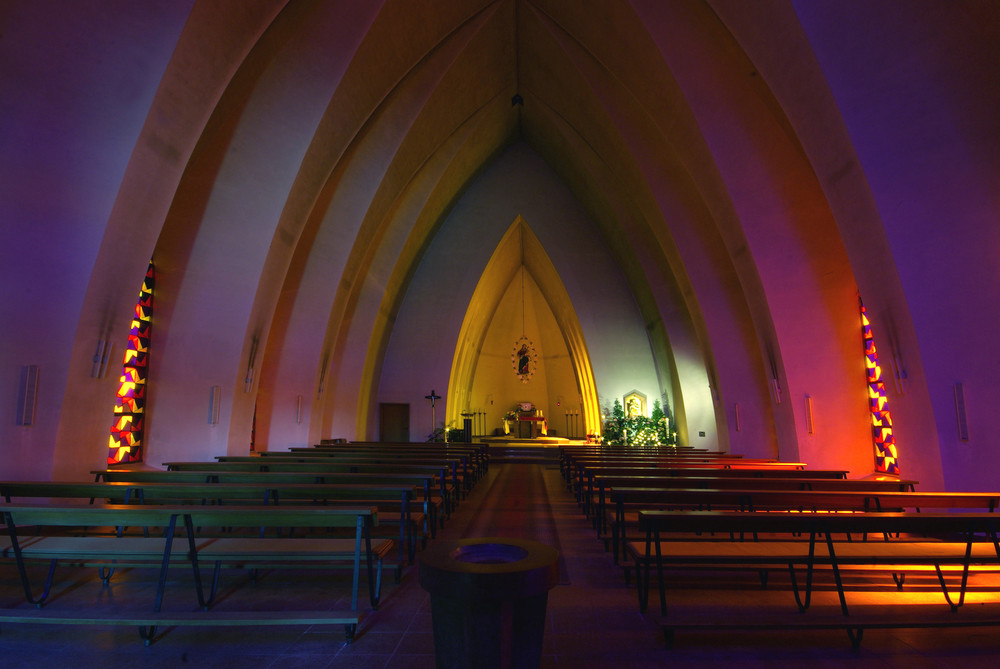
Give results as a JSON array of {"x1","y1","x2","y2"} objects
[
  {"x1": 91, "y1": 339, "x2": 113, "y2": 378},
  {"x1": 954, "y1": 382, "x2": 969, "y2": 441},
  {"x1": 296, "y1": 394, "x2": 303, "y2": 424},
  {"x1": 805, "y1": 395, "x2": 815, "y2": 435},
  {"x1": 16, "y1": 365, "x2": 39, "y2": 426},
  {"x1": 208, "y1": 385, "x2": 222, "y2": 425}
]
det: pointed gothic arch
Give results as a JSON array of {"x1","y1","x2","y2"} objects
[{"x1": 445, "y1": 216, "x2": 601, "y2": 437}]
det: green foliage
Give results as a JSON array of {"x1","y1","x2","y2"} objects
[
  {"x1": 601, "y1": 399, "x2": 625, "y2": 445},
  {"x1": 651, "y1": 399, "x2": 664, "y2": 423},
  {"x1": 601, "y1": 395, "x2": 676, "y2": 446}
]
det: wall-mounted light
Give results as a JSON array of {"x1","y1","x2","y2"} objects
[
  {"x1": 16, "y1": 365, "x2": 39, "y2": 426},
  {"x1": 804, "y1": 395, "x2": 814, "y2": 435},
  {"x1": 91, "y1": 339, "x2": 113, "y2": 378},
  {"x1": 954, "y1": 382, "x2": 969, "y2": 441},
  {"x1": 208, "y1": 385, "x2": 222, "y2": 425},
  {"x1": 296, "y1": 394, "x2": 303, "y2": 424}
]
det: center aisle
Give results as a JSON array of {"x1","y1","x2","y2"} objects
[
  {"x1": 348, "y1": 461, "x2": 670, "y2": 667},
  {"x1": 451, "y1": 462, "x2": 569, "y2": 583}
]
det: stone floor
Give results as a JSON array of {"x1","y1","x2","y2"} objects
[{"x1": 4, "y1": 462, "x2": 1000, "y2": 667}]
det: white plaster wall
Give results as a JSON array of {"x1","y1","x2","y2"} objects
[
  {"x1": 147, "y1": 3, "x2": 367, "y2": 466},
  {"x1": 794, "y1": 1, "x2": 1000, "y2": 490},
  {"x1": 0, "y1": 1, "x2": 193, "y2": 479},
  {"x1": 379, "y1": 142, "x2": 662, "y2": 436}
]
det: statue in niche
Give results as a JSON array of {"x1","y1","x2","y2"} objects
[{"x1": 626, "y1": 396, "x2": 641, "y2": 419}]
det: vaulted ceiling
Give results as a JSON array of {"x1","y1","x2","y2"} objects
[{"x1": 5, "y1": 1, "x2": 998, "y2": 491}]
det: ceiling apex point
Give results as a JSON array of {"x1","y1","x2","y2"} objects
[{"x1": 511, "y1": 93, "x2": 524, "y2": 107}]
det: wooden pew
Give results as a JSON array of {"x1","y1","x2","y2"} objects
[
  {"x1": 1, "y1": 480, "x2": 425, "y2": 568},
  {"x1": 629, "y1": 509, "x2": 1000, "y2": 648},
  {"x1": 295, "y1": 442, "x2": 489, "y2": 483},
  {"x1": 568, "y1": 458, "x2": 800, "y2": 496},
  {"x1": 94, "y1": 469, "x2": 444, "y2": 532},
  {"x1": 591, "y1": 474, "x2": 917, "y2": 537},
  {"x1": 214, "y1": 454, "x2": 475, "y2": 497},
  {"x1": 606, "y1": 487, "x2": 995, "y2": 567},
  {"x1": 576, "y1": 466, "x2": 852, "y2": 519},
  {"x1": 558, "y1": 447, "x2": 735, "y2": 482},
  {"x1": 163, "y1": 461, "x2": 460, "y2": 512},
  {"x1": 313, "y1": 440, "x2": 489, "y2": 480},
  {"x1": 0, "y1": 503, "x2": 389, "y2": 644}
]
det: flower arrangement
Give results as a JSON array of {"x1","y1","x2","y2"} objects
[{"x1": 601, "y1": 396, "x2": 677, "y2": 446}]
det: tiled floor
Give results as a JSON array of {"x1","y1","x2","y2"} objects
[{"x1": 4, "y1": 462, "x2": 1000, "y2": 667}]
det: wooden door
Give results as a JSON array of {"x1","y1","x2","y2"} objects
[{"x1": 379, "y1": 403, "x2": 410, "y2": 442}]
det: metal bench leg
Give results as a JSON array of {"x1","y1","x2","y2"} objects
[
  {"x1": 138, "y1": 625, "x2": 158, "y2": 646},
  {"x1": 99, "y1": 566, "x2": 116, "y2": 585},
  {"x1": 651, "y1": 535, "x2": 668, "y2": 616},
  {"x1": 6, "y1": 520, "x2": 56, "y2": 607},
  {"x1": 24, "y1": 559, "x2": 58, "y2": 608},
  {"x1": 636, "y1": 553, "x2": 648, "y2": 613},
  {"x1": 934, "y1": 564, "x2": 969, "y2": 612},
  {"x1": 824, "y1": 530, "x2": 849, "y2": 616},
  {"x1": 787, "y1": 565, "x2": 811, "y2": 612}
]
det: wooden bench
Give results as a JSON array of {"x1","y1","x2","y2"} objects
[
  {"x1": 562, "y1": 453, "x2": 739, "y2": 477},
  {"x1": 1, "y1": 503, "x2": 391, "y2": 644},
  {"x1": 558, "y1": 446, "x2": 735, "y2": 482},
  {"x1": 162, "y1": 461, "x2": 460, "y2": 514},
  {"x1": 286, "y1": 442, "x2": 489, "y2": 485},
  {"x1": 325, "y1": 440, "x2": 489, "y2": 470},
  {"x1": 574, "y1": 465, "x2": 849, "y2": 517},
  {"x1": 562, "y1": 453, "x2": 758, "y2": 488},
  {"x1": 561, "y1": 452, "x2": 753, "y2": 480},
  {"x1": 271, "y1": 450, "x2": 483, "y2": 489},
  {"x1": 607, "y1": 487, "x2": 998, "y2": 567},
  {"x1": 628, "y1": 509, "x2": 1000, "y2": 647},
  {"x1": 217, "y1": 454, "x2": 477, "y2": 499},
  {"x1": 2, "y1": 479, "x2": 425, "y2": 570},
  {"x1": 95, "y1": 469, "x2": 445, "y2": 529},
  {"x1": 578, "y1": 467, "x2": 869, "y2": 523}
]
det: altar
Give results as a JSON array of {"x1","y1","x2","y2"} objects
[{"x1": 503, "y1": 403, "x2": 547, "y2": 438}]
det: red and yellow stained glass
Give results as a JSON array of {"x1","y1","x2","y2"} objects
[
  {"x1": 861, "y1": 299, "x2": 899, "y2": 475},
  {"x1": 108, "y1": 262, "x2": 153, "y2": 465}
]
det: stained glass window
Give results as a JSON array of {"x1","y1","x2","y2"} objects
[
  {"x1": 861, "y1": 299, "x2": 899, "y2": 475},
  {"x1": 108, "y1": 262, "x2": 153, "y2": 465}
]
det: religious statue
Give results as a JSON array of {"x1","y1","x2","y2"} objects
[
  {"x1": 626, "y1": 396, "x2": 641, "y2": 419},
  {"x1": 517, "y1": 343, "x2": 530, "y2": 376}
]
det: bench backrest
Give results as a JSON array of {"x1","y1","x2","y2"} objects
[
  {"x1": 582, "y1": 466, "x2": 844, "y2": 479},
  {"x1": 610, "y1": 487, "x2": 1000, "y2": 513},
  {"x1": 2, "y1": 503, "x2": 377, "y2": 531},
  {"x1": 638, "y1": 509, "x2": 1000, "y2": 537},
  {"x1": 2, "y1": 480, "x2": 415, "y2": 505}
]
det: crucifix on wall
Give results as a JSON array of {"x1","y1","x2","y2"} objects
[{"x1": 424, "y1": 389, "x2": 441, "y2": 437}]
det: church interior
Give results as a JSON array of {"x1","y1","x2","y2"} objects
[{"x1": 3, "y1": 1, "x2": 1000, "y2": 666}]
